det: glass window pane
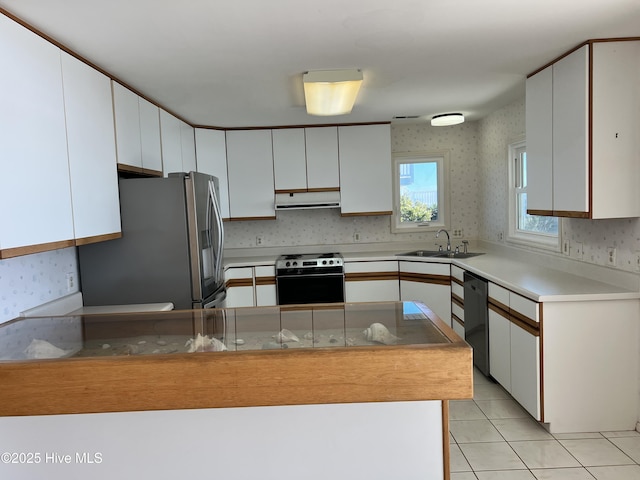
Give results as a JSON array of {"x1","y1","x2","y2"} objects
[
  {"x1": 399, "y1": 161, "x2": 439, "y2": 224},
  {"x1": 517, "y1": 192, "x2": 558, "y2": 235}
]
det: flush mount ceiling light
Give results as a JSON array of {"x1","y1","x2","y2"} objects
[
  {"x1": 431, "y1": 113, "x2": 465, "y2": 126},
  {"x1": 303, "y1": 69, "x2": 363, "y2": 116}
]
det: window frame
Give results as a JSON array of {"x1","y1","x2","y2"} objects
[
  {"x1": 391, "y1": 151, "x2": 450, "y2": 234},
  {"x1": 506, "y1": 137, "x2": 561, "y2": 251}
]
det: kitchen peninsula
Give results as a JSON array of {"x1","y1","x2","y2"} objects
[{"x1": 0, "y1": 301, "x2": 471, "y2": 480}]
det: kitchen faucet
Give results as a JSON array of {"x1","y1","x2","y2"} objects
[{"x1": 436, "y1": 229, "x2": 451, "y2": 252}]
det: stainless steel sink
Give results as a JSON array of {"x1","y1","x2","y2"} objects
[{"x1": 397, "y1": 250, "x2": 484, "y2": 259}]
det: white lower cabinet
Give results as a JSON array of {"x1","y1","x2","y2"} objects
[
  {"x1": 399, "y1": 261, "x2": 451, "y2": 326},
  {"x1": 224, "y1": 267, "x2": 255, "y2": 308},
  {"x1": 255, "y1": 266, "x2": 276, "y2": 307},
  {"x1": 488, "y1": 282, "x2": 540, "y2": 420},
  {"x1": 344, "y1": 261, "x2": 399, "y2": 303}
]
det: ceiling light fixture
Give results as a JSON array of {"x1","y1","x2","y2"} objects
[
  {"x1": 303, "y1": 69, "x2": 363, "y2": 116},
  {"x1": 431, "y1": 113, "x2": 465, "y2": 126}
]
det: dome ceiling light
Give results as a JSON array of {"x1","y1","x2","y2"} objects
[{"x1": 431, "y1": 113, "x2": 465, "y2": 126}]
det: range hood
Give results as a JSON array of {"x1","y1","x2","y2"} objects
[{"x1": 275, "y1": 191, "x2": 341, "y2": 210}]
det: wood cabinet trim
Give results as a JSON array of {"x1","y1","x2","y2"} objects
[
  {"x1": 0, "y1": 239, "x2": 75, "y2": 259},
  {"x1": 451, "y1": 294, "x2": 464, "y2": 309},
  {"x1": 225, "y1": 278, "x2": 254, "y2": 288},
  {"x1": 255, "y1": 276, "x2": 276, "y2": 286},
  {"x1": 75, "y1": 232, "x2": 122, "y2": 246},
  {"x1": 275, "y1": 187, "x2": 340, "y2": 194},
  {"x1": 340, "y1": 211, "x2": 393, "y2": 217},
  {"x1": 451, "y1": 276, "x2": 464, "y2": 287},
  {"x1": 400, "y1": 272, "x2": 450, "y2": 286},
  {"x1": 442, "y1": 400, "x2": 450, "y2": 480},
  {"x1": 345, "y1": 272, "x2": 399, "y2": 282},
  {"x1": 117, "y1": 163, "x2": 162, "y2": 178},
  {"x1": 451, "y1": 314, "x2": 464, "y2": 327},
  {"x1": 227, "y1": 216, "x2": 277, "y2": 222}
]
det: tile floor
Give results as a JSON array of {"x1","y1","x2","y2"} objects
[{"x1": 450, "y1": 370, "x2": 640, "y2": 480}]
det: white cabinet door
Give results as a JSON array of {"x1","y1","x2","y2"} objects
[
  {"x1": 305, "y1": 127, "x2": 339, "y2": 190},
  {"x1": 139, "y1": 97, "x2": 163, "y2": 173},
  {"x1": 552, "y1": 45, "x2": 589, "y2": 214},
  {"x1": 488, "y1": 308, "x2": 511, "y2": 391},
  {"x1": 272, "y1": 128, "x2": 307, "y2": 191},
  {"x1": 338, "y1": 124, "x2": 392, "y2": 215},
  {"x1": 60, "y1": 52, "x2": 121, "y2": 242},
  {"x1": 180, "y1": 121, "x2": 197, "y2": 172},
  {"x1": 0, "y1": 15, "x2": 74, "y2": 255},
  {"x1": 525, "y1": 66, "x2": 553, "y2": 212},
  {"x1": 224, "y1": 267, "x2": 255, "y2": 308},
  {"x1": 226, "y1": 130, "x2": 276, "y2": 219},
  {"x1": 160, "y1": 109, "x2": 183, "y2": 176},
  {"x1": 112, "y1": 82, "x2": 142, "y2": 168},
  {"x1": 255, "y1": 266, "x2": 276, "y2": 307},
  {"x1": 195, "y1": 128, "x2": 231, "y2": 219},
  {"x1": 399, "y1": 262, "x2": 451, "y2": 325},
  {"x1": 510, "y1": 323, "x2": 541, "y2": 420}
]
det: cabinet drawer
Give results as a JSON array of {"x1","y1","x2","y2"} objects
[
  {"x1": 451, "y1": 282, "x2": 464, "y2": 300},
  {"x1": 399, "y1": 261, "x2": 450, "y2": 276},
  {"x1": 345, "y1": 261, "x2": 397, "y2": 274},
  {"x1": 225, "y1": 267, "x2": 253, "y2": 281},
  {"x1": 452, "y1": 302, "x2": 464, "y2": 322},
  {"x1": 451, "y1": 265, "x2": 465, "y2": 284},
  {"x1": 510, "y1": 293, "x2": 539, "y2": 323},
  {"x1": 488, "y1": 282, "x2": 510, "y2": 306},
  {"x1": 254, "y1": 265, "x2": 275, "y2": 278}
]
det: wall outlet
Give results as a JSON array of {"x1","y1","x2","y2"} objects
[
  {"x1": 498, "y1": 231, "x2": 504, "y2": 242},
  {"x1": 572, "y1": 242, "x2": 584, "y2": 260},
  {"x1": 607, "y1": 247, "x2": 617, "y2": 266},
  {"x1": 562, "y1": 240, "x2": 570, "y2": 256},
  {"x1": 353, "y1": 232, "x2": 361, "y2": 242},
  {"x1": 452, "y1": 228, "x2": 464, "y2": 238},
  {"x1": 65, "y1": 272, "x2": 75, "y2": 292},
  {"x1": 635, "y1": 251, "x2": 640, "y2": 272},
  {"x1": 255, "y1": 236, "x2": 264, "y2": 246}
]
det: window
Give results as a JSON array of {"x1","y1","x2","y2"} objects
[
  {"x1": 392, "y1": 152, "x2": 449, "y2": 233},
  {"x1": 508, "y1": 139, "x2": 560, "y2": 250}
]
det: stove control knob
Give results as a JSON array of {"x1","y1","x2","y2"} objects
[
  {"x1": 322, "y1": 260, "x2": 327, "y2": 265},
  {"x1": 285, "y1": 261, "x2": 290, "y2": 267},
  {"x1": 293, "y1": 261, "x2": 298, "y2": 267},
  {"x1": 329, "y1": 260, "x2": 334, "y2": 265}
]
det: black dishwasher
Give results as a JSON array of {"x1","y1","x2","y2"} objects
[{"x1": 464, "y1": 271, "x2": 489, "y2": 376}]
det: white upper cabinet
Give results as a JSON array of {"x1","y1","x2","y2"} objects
[
  {"x1": 60, "y1": 52, "x2": 121, "y2": 243},
  {"x1": 113, "y1": 82, "x2": 163, "y2": 174},
  {"x1": 180, "y1": 121, "x2": 197, "y2": 173},
  {"x1": 272, "y1": 128, "x2": 307, "y2": 192},
  {"x1": 112, "y1": 82, "x2": 143, "y2": 169},
  {"x1": 305, "y1": 126, "x2": 339, "y2": 190},
  {"x1": 160, "y1": 109, "x2": 183, "y2": 176},
  {"x1": 272, "y1": 127, "x2": 340, "y2": 192},
  {"x1": 226, "y1": 130, "x2": 276, "y2": 220},
  {"x1": 195, "y1": 128, "x2": 231, "y2": 219},
  {"x1": 526, "y1": 40, "x2": 640, "y2": 219},
  {"x1": 139, "y1": 97, "x2": 163, "y2": 174},
  {"x1": 0, "y1": 14, "x2": 74, "y2": 257},
  {"x1": 338, "y1": 124, "x2": 392, "y2": 215}
]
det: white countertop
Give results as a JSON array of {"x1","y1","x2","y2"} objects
[{"x1": 224, "y1": 242, "x2": 640, "y2": 303}]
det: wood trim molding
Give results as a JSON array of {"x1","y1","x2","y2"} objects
[
  {"x1": 488, "y1": 297, "x2": 510, "y2": 316},
  {"x1": 341, "y1": 211, "x2": 393, "y2": 217},
  {"x1": 442, "y1": 400, "x2": 450, "y2": 480},
  {"x1": 75, "y1": 232, "x2": 122, "y2": 246},
  {"x1": 451, "y1": 294, "x2": 464, "y2": 309},
  {"x1": 255, "y1": 276, "x2": 276, "y2": 286},
  {"x1": 345, "y1": 272, "x2": 399, "y2": 282},
  {"x1": 0, "y1": 341, "x2": 472, "y2": 417},
  {"x1": 117, "y1": 163, "x2": 163, "y2": 177},
  {"x1": 527, "y1": 209, "x2": 555, "y2": 217},
  {"x1": 0, "y1": 239, "x2": 75, "y2": 259},
  {"x1": 451, "y1": 314, "x2": 464, "y2": 327},
  {"x1": 275, "y1": 187, "x2": 340, "y2": 194},
  {"x1": 225, "y1": 278, "x2": 254, "y2": 288},
  {"x1": 489, "y1": 299, "x2": 540, "y2": 336},
  {"x1": 227, "y1": 216, "x2": 277, "y2": 221},
  {"x1": 451, "y1": 276, "x2": 463, "y2": 287},
  {"x1": 218, "y1": 121, "x2": 391, "y2": 131},
  {"x1": 399, "y1": 272, "x2": 450, "y2": 286},
  {"x1": 552, "y1": 210, "x2": 590, "y2": 219}
]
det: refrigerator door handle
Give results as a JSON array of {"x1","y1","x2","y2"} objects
[{"x1": 208, "y1": 180, "x2": 225, "y2": 286}]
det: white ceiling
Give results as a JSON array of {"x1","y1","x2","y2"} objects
[{"x1": 1, "y1": 0, "x2": 639, "y2": 128}]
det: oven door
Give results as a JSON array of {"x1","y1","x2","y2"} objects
[{"x1": 276, "y1": 274, "x2": 345, "y2": 305}]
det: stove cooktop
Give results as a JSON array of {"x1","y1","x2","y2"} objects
[{"x1": 275, "y1": 253, "x2": 343, "y2": 270}]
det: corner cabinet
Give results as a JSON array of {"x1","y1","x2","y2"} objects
[
  {"x1": 526, "y1": 40, "x2": 640, "y2": 219},
  {"x1": 338, "y1": 124, "x2": 392, "y2": 216},
  {"x1": 226, "y1": 130, "x2": 276, "y2": 220},
  {"x1": 399, "y1": 261, "x2": 451, "y2": 327}
]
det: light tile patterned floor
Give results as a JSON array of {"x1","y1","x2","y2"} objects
[{"x1": 450, "y1": 370, "x2": 640, "y2": 480}]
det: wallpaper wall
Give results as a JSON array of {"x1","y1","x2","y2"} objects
[
  {"x1": 477, "y1": 98, "x2": 640, "y2": 273},
  {"x1": 0, "y1": 247, "x2": 79, "y2": 324}
]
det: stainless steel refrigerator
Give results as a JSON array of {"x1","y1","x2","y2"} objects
[{"x1": 78, "y1": 172, "x2": 225, "y2": 309}]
